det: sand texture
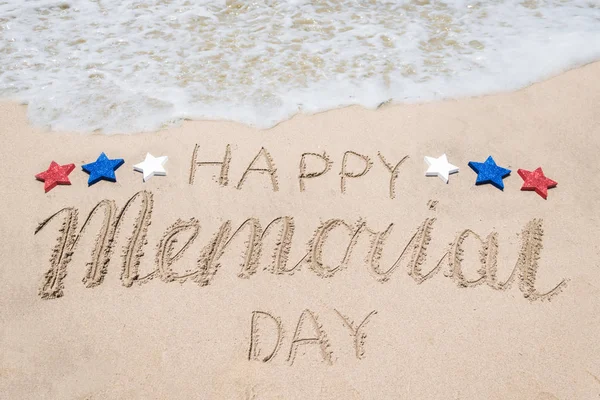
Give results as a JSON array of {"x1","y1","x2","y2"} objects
[{"x1": 1, "y1": 63, "x2": 600, "y2": 399}]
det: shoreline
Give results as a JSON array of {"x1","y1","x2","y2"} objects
[{"x1": 3, "y1": 60, "x2": 600, "y2": 135}]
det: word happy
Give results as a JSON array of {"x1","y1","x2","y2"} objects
[{"x1": 188, "y1": 144, "x2": 411, "y2": 199}]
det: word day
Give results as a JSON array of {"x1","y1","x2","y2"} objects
[
  {"x1": 34, "y1": 190, "x2": 567, "y2": 301},
  {"x1": 248, "y1": 309, "x2": 378, "y2": 365}
]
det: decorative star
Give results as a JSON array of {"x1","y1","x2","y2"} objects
[
  {"x1": 82, "y1": 152, "x2": 124, "y2": 186},
  {"x1": 468, "y1": 156, "x2": 511, "y2": 190},
  {"x1": 35, "y1": 161, "x2": 75, "y2": 192},
  {"x1": 517, "y1": 167, "x2": 557, "y2": 199},
  {"x1": 424, "y1": 153, "x2": 459, "y2": 183},
  {"x1": 133, "y1": 153, "x2": 168, "y2": 182}
]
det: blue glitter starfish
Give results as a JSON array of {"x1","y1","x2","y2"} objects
[
  {"x1": 82, "y1": 152, "x2": 125, "y2": 186},
  {"x1": 468, "y1": 156, "x2": 511, "y2": 190}
]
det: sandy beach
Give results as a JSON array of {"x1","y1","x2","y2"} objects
[{"x1": 1, "y1": 62, "x2": 599, "y2": 399}]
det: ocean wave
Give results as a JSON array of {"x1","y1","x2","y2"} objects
[{"x1": 1, "y1": 0, "x2": 599, "y2": 133}]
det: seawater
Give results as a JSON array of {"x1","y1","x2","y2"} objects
[{"x1": 1, "y1": 0, "x2": 599, "y2": 133}]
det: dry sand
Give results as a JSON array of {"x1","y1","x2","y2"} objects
[{"x1": 1, "y1": 62, "x2": 599, "y2": 399}]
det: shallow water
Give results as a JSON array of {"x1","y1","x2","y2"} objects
[{"x1": 1, "y1": 0, "x2": 599, "y2": 133}]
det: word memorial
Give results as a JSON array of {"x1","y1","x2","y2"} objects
[{"x1": 35, "y1": 190, "x2": 566, "y2": 301}]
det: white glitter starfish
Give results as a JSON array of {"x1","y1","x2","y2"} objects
[
  {"x1": 133, "y1": 153, "x2": 168, "y2": 182},
  {"x1": 424, "y1": 153, "x2": 459, "y2": 184}
]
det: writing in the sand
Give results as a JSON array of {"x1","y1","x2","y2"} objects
[
  {"x1": 34, "y1": 190, "x2": 567, "y2": 302},
  {"x1": 188, "y1": 144, "x2": 409, "y2": 198},
  {"x1": 248, "y1": 309, "x2": 377, "y2": 365}
]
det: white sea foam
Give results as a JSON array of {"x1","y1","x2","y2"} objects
[{"x1": 1, "y1": 0, "x2": 599, "y2": 133}]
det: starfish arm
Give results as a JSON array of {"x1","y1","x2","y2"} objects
[
  {"x1": 56, "y1": 176, "x2": 71, "y2": 185},
  {"x1": 35, "y1": 171, "x2": 48, "y2": 181},
  {"x1": 536, "y1": 186, "x2": 548, "y2": 199},
  {"x1": 491, "y1": 176, "x2": 505, "y2": 190},
  {"x1": 82, "y1": 163, "x2": 94, "y2": 173},
  {"x1": 104, "y1": 169, "x2": 117, "y2": 182},
  {"x1": 475, "y1": 174, "x2": 488, "y2": 185},
  {"x1": 56, "y1": 165, "x2": 74, "y2": 184},
  {"x1": 424, "y1": 156, "x2": 435, "y2": 166},
  {"x1": 110, "y1": 159, "x2": 125, "y2": 170},
  {"x1": 87, "y1": 171, "x2": 103, "y2": 185},
  {"x1": 439, "y1": 170, "x2": 450, "y2": 183},
  {"x1": 521, "y1": 183, "x2": 534, "y2": 190},
  {"x1": 484, "y1": 156, "x2": 496, "y2": 165},
  {"x1": 153, "y1": 165, "x2": 167, "y2": 175},
  {"x1": 44, "y1": 180, "x2": 58, "y2": 192},
  {"x1": 425, "y1": 165, "x2": 439, "y2": 176},
  {"x1": 468, "y1": 161, "x2": 483, "y2": 172},
  {"x1": 448, "y1": 164, "x2": 459, "y2": 174},
  {"x1": 517, "y1": 169, "x2": 530, "y2": 180},
  {"x1": 64, "y1": 164, "x2": 76, "y2": 174}
]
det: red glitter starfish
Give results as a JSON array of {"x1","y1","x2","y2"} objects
[
  {"x1": 35, "y1": 161, "x2": 76, "y2": 192},
  {"x1": 517, "y1": 167, "x2": 557, "y2": 199}
]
